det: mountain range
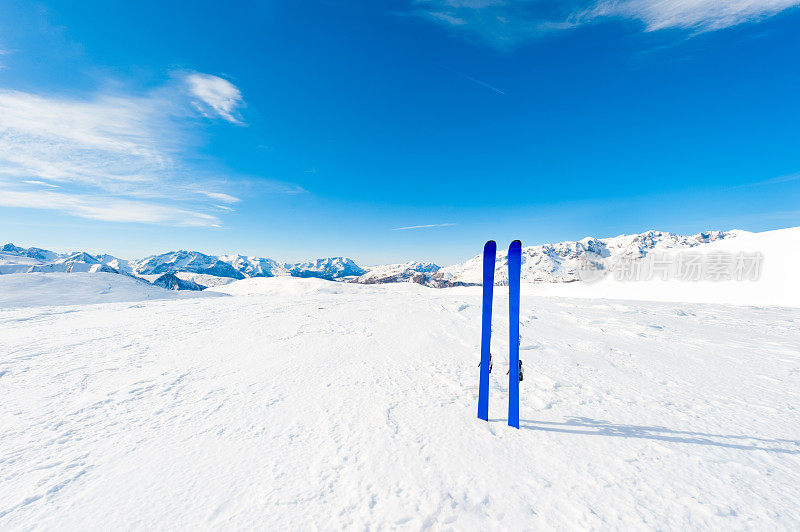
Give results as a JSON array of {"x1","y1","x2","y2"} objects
[
  {"x1": 436, "y1": 230, "x2": 744, "y2": 285},
  {"x1": 0, "y1": 229, "x2": 745, "y2": 290}
]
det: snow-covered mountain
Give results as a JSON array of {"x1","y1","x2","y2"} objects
[
  {"x1": 0, "y1": 245, "x2": 127, "y2": 275},
  {"x1": 351, "y1": 261, "x2": 471, "y2": 287},
  {"x1": 219, "y1": 254, "x2": 289, "y2": 278},
  {"x1": 2, "y1": 243, "x2": 60, "y2": 262},
  {"x1": 1, "y1": 244, "x2": 365, "y2": 284},
  {"x1": 355, "y1": 261, "x2": 440, "y2": 284},
  {"x1": 2, "y1": 243, "x2": 370, "y2": 287},
  {"x1": 288, "y1": 257, "x2": 365, "y2": 280},
  {"x1": 0, "y1": 229, "x2": 748, "y2": 289},
  {"x1": 352, "y1": 230, "x2": 745, "y2": 287},
  {"x1": 0, "y1": 247, "x2": 45, "y2": 274},
  {"x1": 131, "y1": 251, "x2": 246, "y2": 279},
  {"x1": 436, "y1": 230, "x2": 746, "y2": 285},
  {"x1": 132, "y1": 252, "x2": 363, "y2": 281},
  {"x1": 94, "y1": 254, "x2": 133, "y2": 274},
  {"x1": 174, "y1": 272, "x2": 239, "y2": 288},
  {"x1": 152, "y1": 273, "x2": 206, "y2": 291}
]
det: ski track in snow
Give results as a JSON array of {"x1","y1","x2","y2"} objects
[{"x1": 1, "y1": 279, "x2": 799, "y2": 529}]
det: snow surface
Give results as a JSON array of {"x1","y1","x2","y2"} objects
[
  {"x1": 1, "y1": 275, "x2": 799, "y2": 528},
  {"x1": 219, "y1": 254, "x2": 289, "y2": 278},
  {"x1": 529, "y1": 226, "x2": 800, "y2": 308},
  {"x1": 0, "y1": 248, "x2": 131, "y2": 275},
  {"x1": 0, "y1": 227, "x2": 754, "y2": 287},
  {"x1": 0, "y1": 272, "x2": 221, "y2": 308},
  {"x1": 0, "y1": 252, "x2": 41, "y2": 274},
  {"x1": 0, "y1": 245, "x2": 362, "y2": 282},
  {"x1": 131, "y1": 251, "x2": 363, "y2": 280},
  {"x1": 355, "y1": 261, "x2": 441, "y2": 284},
  {"x1": 176, "y1": 272, "x2": 239, "y2": 288},
  {"x1": 136, "y1": 272, "x2": 237, "y2": 288},
  {"x1": 438, "y1": 230, "x2": 744, "y2": 285}
]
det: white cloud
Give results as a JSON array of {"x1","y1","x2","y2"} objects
[
  {"x1": 590, "y1": 0, "x2": 800, "y2": 31},
  {"x1": 392, "y1": 223, "x2": 456, "y2": 231},
  {"x1": 411, "y1": 0, "x2": 800, "y2": 47},
  {"x1": 429, "y1": 11, "x2": 468, "y2": 25},
  {"x1": 442, "y1": 66, "x2": 505, "y2": 94},
  {"x1": 23, "y1": 180, "x2": 59, "y2": 188},
  {"x1": 186, "y1": 73, "x2": 244, "y2": 124},
  {"x1": 200, "y1": 191, "x2": 241, "y2": 203},
  {"x1": 0, "y1": 74, "x2": 291, "y2": 226},
  {"x1": 0, "y1": 89, "x2": 179, "y2": 194},
  {"x1": 0, "y1": 188, "x2": 220, "y2": 227}
]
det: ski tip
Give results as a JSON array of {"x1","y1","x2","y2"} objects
[
  {"x1": 510, "y1": 240, "x2": 522, "y2": 250},
  {"x1": 484, "y1": 240, "x2": 497, "y2": 251}
]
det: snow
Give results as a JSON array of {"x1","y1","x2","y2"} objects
[
  {"x1": 0, "y1": 227, "x2": 752, "y2": 287},
  {"x1": 175, "y1": 272, "x2": 239, "y2": 288},
  {"x1": 219, "y1": 254, "x2": 289, "y2": 278},
  {"x1": 208, "y1": 275, "x2": 359, "y2": 297},
  {"x1": 0, "y1": 248, "x2": 130, "y2": 275},
  {"x1": 131, "y1": 250, "x2": 245, "y2": 279},
  {"x1": 0, "y1": 272, "x2": 221, "y2": 308},
  {"x1": 152, "y1": 273, "x2": 206, "y2": 291},
  {"x1": 439, "y1": 229, "x2": 745, "y2": 285},
  {"x1": 137, "y1": 272, "x2": 238, "y2": 288},
  {"x1": 529, "y1": 226, "x2": 800, "y2": 307},
  {"x1": 355, "y1": 261, "x2": 441, "y2": 284},
  {"x1": 132, "y1": 250, "x2": 363, "y2": 280},
  {"x1": 1, "y1": 274, "x2": 799, "y2": 528},
  {"x1": 0, "y1": 252, "x2": 41, "y2": 274},
  {"x1": 288, "y1": 257, "x2": 365, "y2": 279}
]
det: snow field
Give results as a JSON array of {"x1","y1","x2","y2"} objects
[
  {"x1": 528, "y1": 226, "x2": 800, "y2": 307},
  {"x1": 0, "y1": 272, "x2": 222, "y2": 308},
  {"x1": 1, "y1": 276, "x2": 799, "y2": 529}
]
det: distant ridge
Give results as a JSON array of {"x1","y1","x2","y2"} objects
[
  {"x1": 0, "y1": 229, "x2": 746, "y2": 289},
  {"x1": 436, "y1": 230, "x2": 746, "y2": 286}
]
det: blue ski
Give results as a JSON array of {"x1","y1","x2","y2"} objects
[
  {"x1": 508, "y1": 240, "x2": 522, "y2": 429},
  {"x1": 477, "y1": 240, "x2": 496, "y2": 421}
]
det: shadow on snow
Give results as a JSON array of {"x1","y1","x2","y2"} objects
[{"x1": 487, "y1": 417, "x2": 800, "y2": 454}]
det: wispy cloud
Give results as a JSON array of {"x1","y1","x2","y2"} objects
[
  {"x1": 186, "y1": 73, "x2": 245, "y2": 124},
  {"x1": 199, "y1": 191, "x2": 241, "y2": 203},
  {"x1": 0, "y1": 73, "x2": 293, "y2": 226},
  {"x1": 731, "y1": 171, "x2": 800, "y2": 189},
  {"x1": 0, "y1": 189, "x2": 220, "y2": 226},
  {"x1": 392, "y1": 222, "x2": 456, "y2": 231},
  {"x1": 0, "y1": 88, "x2": 180, "y2": 194},
  {"x1": 23, "y1": 179, "x2": 59, "y2": 188},
  {"x1": 442, "y1": 66, "x2": 505, "y2": 94},
  {"x1": 593, "y1": 0, "x2": 800, "y2": 32},
  {"x1": 409, "y1": 0, "x2": 800, "y2": 48}
]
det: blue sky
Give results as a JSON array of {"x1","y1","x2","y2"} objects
[{"x1": 0, "y1": 0, "x2": 799, "y2": 265}]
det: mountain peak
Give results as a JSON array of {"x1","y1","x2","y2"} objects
[
  {"x1": 0, "y1": 229, "x2": 749, "y2": 288},
  {"x1": 436, "y1": 229, "x2": 746, "y2": 285}
]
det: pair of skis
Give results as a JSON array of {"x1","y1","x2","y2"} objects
[{"x1": 477, "y1": 240, "x2": 522, "y2": 429}]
